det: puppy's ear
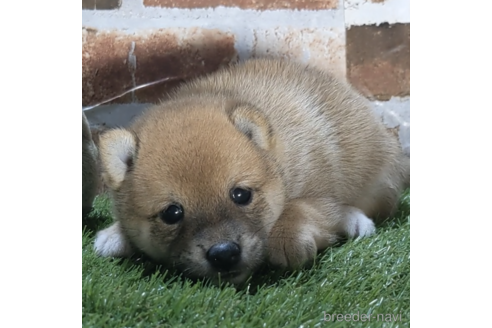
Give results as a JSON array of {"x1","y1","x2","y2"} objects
[
  {"x1": 227, "y1": 103, "x2": 275, "y2": 151},
  {"x1": 99, "y1": 128, "x2": 137, "y2": 190}
]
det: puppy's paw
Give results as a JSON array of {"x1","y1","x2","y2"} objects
[
  {"x1": 343, "y1": 206, "x2": 376, "y2": 238},
  {"x1": 268, "y1": 226, "x2": 317, "y2": 269},
  {"x1": 94, "y1": 222, "x2": 134, "y2": 258},
  {"x1": 267, "y1": 203, "x2": 318, "y2": 269}
]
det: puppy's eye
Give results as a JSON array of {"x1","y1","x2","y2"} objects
[
  {"x1": 230, "y1": 188, "x2": 252, "y2": 205},
  {"x1": 159, "y1": 204, "x2": 184, "y2": 224}
]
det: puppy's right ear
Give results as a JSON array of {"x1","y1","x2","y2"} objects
[{"x1": 99, "y1": 128, "x2": 137, "y2": 190}]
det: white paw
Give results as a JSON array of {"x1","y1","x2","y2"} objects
[
  {"x1": 343, "y1": 207, "x2": 376, "y2": 238},
  {"x1": 94, "y1": 222, "x2": 133, "y2": 258}
]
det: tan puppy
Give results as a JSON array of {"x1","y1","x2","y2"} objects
[
  {"x1": 82, "y1": 112, "x2": 99, "y2": 218},
  {"x1": 94, "y1": 59, "x2": 409, "y2": 284}
]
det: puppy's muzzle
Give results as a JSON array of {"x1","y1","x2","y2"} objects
[{"x1": 206, "y1": 241, "x2": 241, "y2": 271}]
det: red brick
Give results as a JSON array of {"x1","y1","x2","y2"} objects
[
  {"x1": 346, "y1": 23, "x2": 410, "y2": 100},
  {"x1": 82, "y1": 0, "x2": 121, "y2": 10},
  {"x1": 82, "y1": 28, "x2": 237, "y2": 107},
  {"x1": 82, "y1": 28, "x2": 134, "y2": 106},
  {"x1": 143, "y1": 0, "x2": 338, "y2": 10},
  {"x1": 133, "y1": 28, "x2": 236, "y2": 103}
]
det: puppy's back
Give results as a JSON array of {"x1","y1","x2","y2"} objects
[{"x1": 173, "y1": 59, "x2": 408, "y2": 211}]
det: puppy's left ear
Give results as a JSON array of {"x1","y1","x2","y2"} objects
[{"x1": 226, "y1": 103, "x2": 275, "y2": 151}]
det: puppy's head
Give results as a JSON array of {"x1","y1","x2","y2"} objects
[{"x1": 99, "y1": 98, "x2": 285, "y2": 284}]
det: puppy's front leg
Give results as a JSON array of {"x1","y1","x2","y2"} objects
[
  {"x1": 267, "y1": 198, "x2": 342, "y2": 268},
  {"x1": 94, "y1": 221, "x2": 134, "y2": 258},
  {"x1": 267, "y1": 200, "x2": 377, "y2": 269}
]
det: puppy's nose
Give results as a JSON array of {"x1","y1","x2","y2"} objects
[{"x1": 206, "y1": 241, "x2": 241, "y2": 271}]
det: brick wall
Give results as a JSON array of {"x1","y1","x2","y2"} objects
[{"x1": 82, "y1": 0, "x2": 410, "y2": 155}]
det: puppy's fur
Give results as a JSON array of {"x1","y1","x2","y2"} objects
[
  {"x1": 82, "y1": 112, "x2": 99, "y2": 218},
  {"x1": 94, "y1": 59, "x2": 409, "y2": 284}
]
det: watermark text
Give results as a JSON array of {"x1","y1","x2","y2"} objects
[{"x1": 322, "y1": 311, "x2": 403, "y2": 322}]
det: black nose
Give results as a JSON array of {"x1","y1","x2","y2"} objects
[{"x1": 206, "y1": 241, "x2": 241, "y2": 271}]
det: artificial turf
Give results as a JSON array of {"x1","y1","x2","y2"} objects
[{"x1": 83, "y1": 189, "x2": 410, "y2": 328}]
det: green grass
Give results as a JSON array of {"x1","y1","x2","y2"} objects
[{"x1": 83, "y1": 190, "x2": 410, "y2": 328}]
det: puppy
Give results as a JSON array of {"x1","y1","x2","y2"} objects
[
  {"x1": 94, "y1": 59, "x2": 409, "y2": 284},
  {"x1": 82, "y1": 112, "x2": 99, "y2": 218}
]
